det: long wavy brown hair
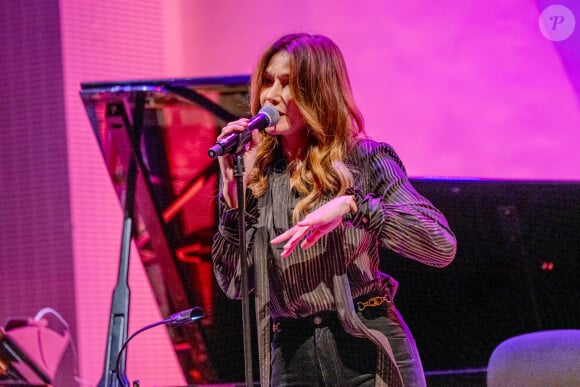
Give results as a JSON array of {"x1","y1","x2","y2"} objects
[{"x1": 248, "y1": 33, "x2": 366, "y2": 223}]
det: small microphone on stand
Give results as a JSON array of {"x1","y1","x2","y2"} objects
[
  {"x1": 115, "y1": 307, "x2": 204, "y2": 386},
  {"x1": 163, "y1": 307, "x2": 205, "y2": 328}
]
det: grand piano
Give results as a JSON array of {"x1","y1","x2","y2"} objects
[{"x1": 80, "y1": 76, "x2": 580, "y2": 386}]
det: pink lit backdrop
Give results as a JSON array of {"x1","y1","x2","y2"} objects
[
  {"x1": 178, "y1": 0, "x2": 580, "y2": 180},
  {"x1": 16, "y1": 0, "x2": 580, "y2": 386}
]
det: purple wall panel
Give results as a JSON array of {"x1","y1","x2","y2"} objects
[{"x1": 0, "y1": 1, "x2": 75, "y2": 385}]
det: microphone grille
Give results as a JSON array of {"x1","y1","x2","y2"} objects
[{"x1": 259, "y1": 106, "x2": 280, "y2": 126}]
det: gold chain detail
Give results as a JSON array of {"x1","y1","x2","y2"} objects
[{"x1": 356, "y1": 295, "x2": 388, "y2": 311}]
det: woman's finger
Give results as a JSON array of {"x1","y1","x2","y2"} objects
[
  {"x1": 282, "y1": 225, "x2": 310, "y2": 249},
  {"x1": 300, "y1": 229, "x2": 323, "y2": 250}
]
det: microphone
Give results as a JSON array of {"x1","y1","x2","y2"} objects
[
  {"x1": 208, "y1": 106, "x2": 280, "y2": 158},
  {"x1": 114, "y1": 306, "x2": 205, "y2": 385},
  {"x1": 164, "y1": 307, "x2": 205, "y2": 327}
]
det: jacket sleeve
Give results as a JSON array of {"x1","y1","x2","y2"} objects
[
  {"x1": 345, "y1": 141, "x2": 457, "y2": 267},
  {"x1": 211, "y1": 190, "x2": 259, "y2": 299}
]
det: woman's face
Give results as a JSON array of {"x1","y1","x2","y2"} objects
[{"x1": 259, "y1": 51, "x2": 307, "y2": 140}]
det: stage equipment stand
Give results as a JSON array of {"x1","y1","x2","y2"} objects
[
  {"x1": 97, "y1": 95, "x2": 145, "y2": 387},
  {"x1": 233, "y1": 153, "x2": 254, "y2": 387}
]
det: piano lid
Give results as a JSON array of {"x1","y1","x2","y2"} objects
[{"x1": 80, "y1": 76, "x2": 251, "y2": 384}]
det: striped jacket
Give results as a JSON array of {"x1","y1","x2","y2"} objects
[{"x1": 211, "y1": 138, "x2": 457, "y2": 386}]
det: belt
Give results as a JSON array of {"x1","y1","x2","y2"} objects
[
  {"x1": 272, "y1": 311, "x2": 339, "y2": 336},
  {"x1": 271, "y1": 312, "x2": 339, "y2": 343},
  {"x1": 271, "y1": 293, "x2": 391, "y2": 338}
]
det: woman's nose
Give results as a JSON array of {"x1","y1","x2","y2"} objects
[{"x1": 264, "y1": 83, "x2": 282, "y2": 104}]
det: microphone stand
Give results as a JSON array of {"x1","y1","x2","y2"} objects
[
  {"x1": 233, "y1": 152, "x2": 254, "y2": 387},
  {"x1": 97, "y1": 159, "x2": 135, "y2": 387},
  {"x1": 97, "y1": 95, "x2": 145, "y2": 387}
]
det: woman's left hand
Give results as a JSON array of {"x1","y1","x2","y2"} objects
[{"x1": 270, "y1": 195, "x2": 356, "y2": 258}]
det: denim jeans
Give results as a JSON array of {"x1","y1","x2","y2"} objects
[{"x1": 270, "y1": 305, "x2": 426, "y2": 386}]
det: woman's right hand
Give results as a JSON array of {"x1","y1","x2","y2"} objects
[{"x1": 217, "y1": 118, "x2": 261, "y2": 208}]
